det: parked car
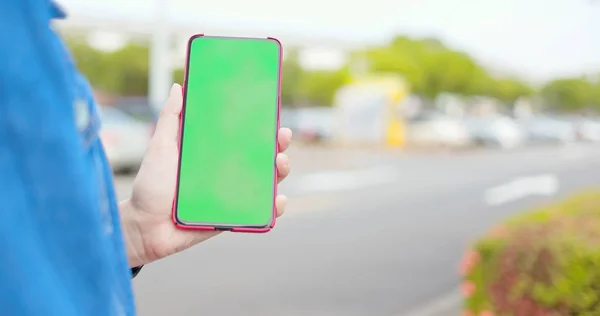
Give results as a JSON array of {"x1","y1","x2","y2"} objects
[
  {"x1": 462, "y1": 115, "x2": 525, "y2": 149},
  {"x1": 279, "y1": 107, "x2": 300, "y2": 135},
  {"x1": 99, "y1": 107, "x2": 152, "y2": 173},
  {"x1": 407, "y1": 111, "x2": 472, "y2": 147},
  {"x1": 578, "y1": 119, "x2": 600, "y2": 142},
  {"x1": 565, "y1": 115, "x2": 600, "y2": 142},
  {"x1": 519, "y1": 116, "x2": 577, "y2": 144},
  {"x1": 295, "y1": 107, "x2": 334, "y2": 142},
  {"x1": 117, "y1": 103, "x2": 158, "y2": 136},
  {"x1": 119, "y1": 103, "x2": 157, "y2": 123},
  {"x1": 115, "y1": 96, "x2": 158, "y2": 136}
]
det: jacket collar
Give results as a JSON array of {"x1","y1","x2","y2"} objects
[{"x1": 51, "y1": 1, "x2": 67, "y2": 19}]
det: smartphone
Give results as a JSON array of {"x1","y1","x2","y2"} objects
[{"x1": 172, "y1": 35, "x2": 282, "y2": 233}]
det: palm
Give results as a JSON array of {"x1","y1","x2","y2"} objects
[
  {"x1": 123, "y1": 84, "x2": 291, "y2": 266},
  {"x1": 130, "y1": 133, "x2": 217, "y2": 262}
]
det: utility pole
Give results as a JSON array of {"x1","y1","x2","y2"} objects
[
  {"x1": 149, "y1": 0, "x2": 172, "y2": 113},
  {"x1": 349, "y1": 51, "x2": 369, "y2": 79}
]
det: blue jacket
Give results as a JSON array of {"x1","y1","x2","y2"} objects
[{"x1": 0, "y1": 1, "x2": 135, "y2": 315}]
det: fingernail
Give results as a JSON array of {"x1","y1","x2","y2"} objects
[
  {"x1": 170, "y1": 83, "x2": 180, "y2": 95},
  {"x1": 279, "y1": 195, "x2": 288, "y2": 204}
]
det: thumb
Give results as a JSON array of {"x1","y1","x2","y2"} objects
[{"x1": 154, "y1": 83, "x2": 183, "y2": 142}]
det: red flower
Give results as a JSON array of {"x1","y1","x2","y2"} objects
[
  {"x1": 461, "y1": 281, "x2": 476, "y2": 297},
  {"x1": 459, "y1": 249, "x2": 480, "y2": 276}
]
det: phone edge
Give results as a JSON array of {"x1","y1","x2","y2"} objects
[{"x1": 171, "y1": 35, "x2": 283, "y2": 234}]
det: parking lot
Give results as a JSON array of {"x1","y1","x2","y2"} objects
[{"x1": 112, "y1": 143, "x2": 600, "y2": 316}]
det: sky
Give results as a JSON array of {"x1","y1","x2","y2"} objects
[{"x1": 59, "y1": 0, "x2": 600, "y2": 84}]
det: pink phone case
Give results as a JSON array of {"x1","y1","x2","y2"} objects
[{"x1": 171, "y1": 34, "x2": 283, "y2": 233}]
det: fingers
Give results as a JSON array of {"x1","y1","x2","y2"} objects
[
  {"x1": 275, "y1": 195, "x2": 287, "y2": 217},
  {"x1": 278, "y1": 127, "x2": 292, "y2": 152},
  {"x1": 276, "y1": 153, "x2": 290, "y2": 183},
  {"x1": 275, "y1": 129, "x2": 291, "y2": 217},
  {"x1": 153, "y1": 84, "x2": 183, "y2": 143}
]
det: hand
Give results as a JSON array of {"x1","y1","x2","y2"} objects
[{"x1": 119, "y1": 84, "x2": 292, "y2": 268}]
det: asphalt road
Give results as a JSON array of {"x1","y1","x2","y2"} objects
[{"x1": 115, "y1": 143, "x2": 600, "y2": 316}]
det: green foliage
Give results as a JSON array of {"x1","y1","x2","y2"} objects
[
  {"x1": 463, "y1": 190, "x2": 600, "y2": 315},
  {"x1": 280, "y1": 50, "x2": 348, "y2": 106},
  {"x1": 281, "y1": 49, "x2": 303, "y2": 106},
  {"x1": 541, "y1": 78, "x2": 600, "y2": 112},
  {"x1": 173, "y1": 68, "x2": 185, "y2": 84},
  {"x1": 66, "y1": 37, "x2": 150, "y2": 96},
  {"x1": 492, "y1": 78, "x2": 534, "y2": 104},
  {"x1": 66, "y1": 37, "x2": 114, "y2": 92},
  {"x1": 66, "y1": 38, "x2": 347, "y2": 105},
  {"x1": 295, "y1": 68, "x2": 349, "y2": 106},
  {"x1": 65, "y1": 34, "x2": 597, "y2": 111},
  {"x1": 362, "y1": 35, "x2": 534, "y2": 103},
  {"x1": 104, "y1": 44, "x2": 149, "y2": 96}
]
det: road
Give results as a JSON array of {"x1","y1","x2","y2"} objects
[{"x1": 114, "y1": 143, "x2": 600, "y2": 316}]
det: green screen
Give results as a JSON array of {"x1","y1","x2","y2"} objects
[{"x1": 175, "y1": 36, "x2": 280, "y2": 228}]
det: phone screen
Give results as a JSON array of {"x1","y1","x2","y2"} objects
[{"x1": 175, "y1": 36, "x2": 281, "y2": 228}]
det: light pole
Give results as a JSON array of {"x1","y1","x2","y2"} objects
[{"x1": 149, "y1": 0, "x2": 173, "y2": 113}]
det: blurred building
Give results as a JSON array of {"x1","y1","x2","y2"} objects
[
  {"x1": 54, "y1": 1, "x2": 363, "y2": 112},
  {"x1": 333, "y1": 74, "x2": 409, "y2": 147}
]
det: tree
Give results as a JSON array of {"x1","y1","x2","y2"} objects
[
  {"x1": 363, "y1": 36, "x2": 428, "y2": 94},
  {"x1": 491, "y1": 78, "x2": 534, "y2": 103},
  {"x1": 70, "y1": 33, "x2": 598, "y2": 112},
  {"x1": 281, "y1": 49, "x2": 303, "y2": 106},
  {"x1": 280, "y1": 48, "x2": 349, "y2": 106},
  {"x1": 541, "y1": 78, "x2": 596, "y2": 112},
  {"x1": 362, "y1": 36, "x2": 510, "y2": 100},
  {"x1": 67, "y1": 37, "x2": 150, "y2": 96},
  {"x1": 173, "y1": 68, "x2": 185, "y2": 84},
  {"x1": 295, "y1": 68, "x2": 349, "y2": 106},
  {"x1": 104, "y1": 43, "x2": 149, "y2": 96},
  {"x1": 66, "y1": 37, "x2": 113, "y2": 92},
  {"x1": 419, "y1": 50, "x2": 483, "y2": 98}
]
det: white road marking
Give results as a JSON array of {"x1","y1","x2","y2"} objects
[
  {"x1": 399, "y1": 289, "x2": 462, "y2": 316},
  {"x1": 484, "y1": 173, "x2": 559, "y2": 206},
  {"x1": 294, "y1": 165, "x2": 399, "y2": 194}
]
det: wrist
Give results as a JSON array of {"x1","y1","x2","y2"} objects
[{"x1": 119, "y1": 199, "x2": 147, "y2": 268}]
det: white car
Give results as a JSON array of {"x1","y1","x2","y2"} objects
[
  {"x1": 407, "y1": 111, "x2": 472, "y2": 147},
  {"x1": 567, "y1": 116, "x2": 600, "y2": 142},
  {"x1": 295, "y1": 107, "x2": 334, "y2": 142},
  {"x1": 519, "y1": 116, "x2": 577, "y2": 144},
  {"x1": 99, "y1": 107, "x2": 152, "y2": 173},
  {"x1": 463, "y1": 115, "x2": 525, "y2": 149},
  {"x1": 578, "y1": 119, "x2": 600, "y2": 142}
]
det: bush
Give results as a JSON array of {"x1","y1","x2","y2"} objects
[{"x1": 461, "y1": 190, "x2": 600, "y2": 316}]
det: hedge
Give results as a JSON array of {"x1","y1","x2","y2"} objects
[{"x1": 461, "y1": 190, "x2": 600, "y2": 316}]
